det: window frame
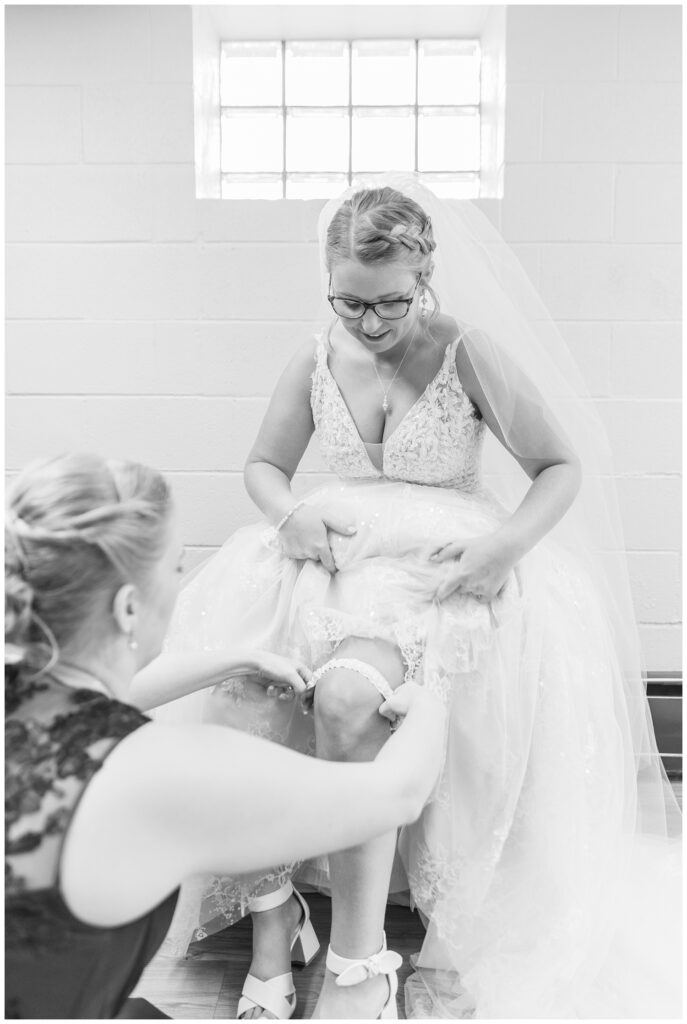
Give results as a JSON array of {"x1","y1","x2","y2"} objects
[{"x1": 192, "y1": 4, "x2": 506, "y2": 200}]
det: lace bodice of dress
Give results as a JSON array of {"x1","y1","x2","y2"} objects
[{"x1": 310, "y1": 331, "x2": 486, "y2": 490}]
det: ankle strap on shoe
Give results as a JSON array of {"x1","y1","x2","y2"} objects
[
  {"x1": 246, "y1": 879, "x2": 293, "y2": 914},
  {"x1": 326, "y1": 935, "x2": 403, "y2": 988}
]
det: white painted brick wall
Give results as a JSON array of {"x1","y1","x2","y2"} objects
[
  {"x1": 6, "y1": 86, "x2": 83, "y2": 163},
  {"x1": 5, "y1": 4, "x2": 682, "y2": 668}
]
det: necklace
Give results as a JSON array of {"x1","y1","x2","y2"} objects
[{"x1": 370, "y1": 323, "x2": 420, "y2": 413}]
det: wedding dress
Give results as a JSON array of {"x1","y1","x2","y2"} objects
[{"x1": 156, "y1": 322, "x2": 681, "y2": 1018}]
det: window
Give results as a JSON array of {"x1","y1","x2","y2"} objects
[
  {"x1": 192, "y1": 6, "x2": 506, "y2": 200},
  {"x1": 219, "y1": 40, "x2": 481, "y2": 199}
]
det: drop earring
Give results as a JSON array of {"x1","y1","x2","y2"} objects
[
  {"x1": 420, "y1": 288, "x2": 430, "y2": 320},
  {"x1": 127, "y1": 634, "x2": 138, "y2": 651}
]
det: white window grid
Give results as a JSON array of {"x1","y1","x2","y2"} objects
[{"x1": 220, "y1": 39, "x2": 481, "y2": 199}]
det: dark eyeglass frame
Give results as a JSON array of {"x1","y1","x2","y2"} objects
[{"x1": 327, "y1": 275, "x2": 421, "y2": 320}]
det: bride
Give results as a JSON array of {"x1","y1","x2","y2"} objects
[{"x1": 153, "y1": 177, "x2": 681, "y2": 1019}]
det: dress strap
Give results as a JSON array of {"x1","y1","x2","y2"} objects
[
  {"x1": 310, "y1": 331, "x2": 328, "y2": 399},
  {"x1": 443, "y1": 333, "x2": 466, "y2": 392},
  {"x1": 445, "y1": 333, "x2": 461, "y2": 368}
]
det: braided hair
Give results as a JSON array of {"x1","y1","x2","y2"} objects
[
  {"x1": 325, "y1": 187, "x2": 439, "y2": 321},
  {"x1": 5, "y1": 453, "x2": 172, "y2": 681}
]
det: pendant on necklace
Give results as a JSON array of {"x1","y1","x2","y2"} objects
[{"x1": 382, "y1": 398, "x2": 389, "y2": 412}]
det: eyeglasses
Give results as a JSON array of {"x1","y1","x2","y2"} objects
[{"x1": 328, "y1": 276, "x2": 421, "y2": 321}]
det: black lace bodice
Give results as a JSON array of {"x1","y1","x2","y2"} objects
[{"x1": 5, "y1": 671, "x2": 178, "y2": 1019}]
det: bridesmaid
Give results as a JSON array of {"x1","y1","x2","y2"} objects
[{"x1": 5, "y1": 452, "x2": 445, "y2": 1020}]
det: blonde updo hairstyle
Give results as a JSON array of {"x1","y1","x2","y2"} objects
[
  {"x1": 325, "y1": 187, "x2": 439, "y2": 327},
  {"x1": 5, "y1": 453, "x2": 172, "y2": 682}
]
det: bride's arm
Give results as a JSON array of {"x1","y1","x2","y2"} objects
[
  {"x1": 456, "y1": 340, "x2": 582, "y2": 560},
  {"x1": 244, "y1": 339, "x2": 318, "y2": 524},
  {"x1": 243, "y1": 337, "x2": 356, "y2": 572},
  {"x1": 429, "y1": 340, "x2": 581, "y2": 601}
]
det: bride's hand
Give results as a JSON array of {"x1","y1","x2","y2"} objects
[
  {"x1": 277, "y1": 505, "x2": 356, "y2": 574},
  {"x1": 429, "y1": 533, "x2": 518, "y2": 602},
  {"x1": 248, "y1": 651, "x2": 312, "y2": 701}
]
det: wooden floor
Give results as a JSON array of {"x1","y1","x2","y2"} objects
[
  {"x1": 133, "y1": 896, "x2": 424, "y2": 1019},
  {"x1": 134, "y1": 780, "x2": 682, "y2": 1020}
]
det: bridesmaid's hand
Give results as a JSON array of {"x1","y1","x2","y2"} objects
[
  {"x1": 248, "y1": 651, "x2": 312, "y2": 701},
  {"x1": 429, "y1": 533, "x2": 518, "y2": 603},
  {"x1": 277, "y1": 506, "x2": 356, "y2": 574},
  {"x1": 379, "y1": 682, "x2": 445, "y2": 730}
]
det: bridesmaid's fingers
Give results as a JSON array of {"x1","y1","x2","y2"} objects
[
  {"x1": 297, "y1": 663, "x2": 313, "y2": 684},
  {"x1": 278, "y1": 669, "x2": 307, "y2": 694}
]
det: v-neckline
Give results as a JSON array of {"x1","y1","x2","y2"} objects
[{"x1": 319, "y1": 332, "x2": 458, "y2": 474}]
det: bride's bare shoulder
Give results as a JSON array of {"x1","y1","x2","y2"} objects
[{"x1": 284, "y1": 334, "x2": 322, "y2": 374}]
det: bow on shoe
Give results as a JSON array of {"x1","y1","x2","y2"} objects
[{"x1": 335, "y1": 950, "x2": 403, "y2": 988}]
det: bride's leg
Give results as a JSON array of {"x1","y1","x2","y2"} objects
[
  {"x1": 242, "y1": 878, "x2": 303, "y2": 1020},
  {"x1": 312, "y1": 637, "x2": 406, "y2": 1020}
]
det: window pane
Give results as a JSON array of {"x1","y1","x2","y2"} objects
[
  {"x1": 286, "y1": 173, "x2": 349, "y2": 199},
  {"x1": 418, "y1": 40, "x2": 480, "y2": 106},
  {"x1": 221, "y1": 109, "x2": 283, "y2": 172},
  {"x1": 418, "y1": 107, "x2": 480, "y2": 171},
  {"x1": 285, "y1": 41, "x2": 349, "y2": 106},
  {"x1": 420, "y1": 171, "x2": 479, "y2": 199},
  {"x1": 286, "y1": 108, "x2": 349, "y2": 172},
  {"x1": 352, "y1": 107, "x2": 415, "y2": 172},
  {"x1": 221, "y1": 42, "x2": 282, "y2": 106},
  {"x1": 222, "y1": 174, "x2": 283, "y2": 199},
  {"x1": 352, "y1": 41, "x2": 416, "y2": 106}
]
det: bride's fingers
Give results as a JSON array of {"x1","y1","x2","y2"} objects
[
  {"x1": 435, "y1": 572, "x2": 463, "y2": 601},
  {"x1": 316, "y1": 543, "x2": 337, "y2": 574},
  {"x1": 429, "y1": 542, "x2": 466, "y2": 563}
]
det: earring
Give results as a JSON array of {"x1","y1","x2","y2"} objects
[
  {"x1": 127, "y1": 634, "x2": 138, "y2": 651},
  {"x1": 420, "y1": 288, "x2": 430, "y2": 320}
]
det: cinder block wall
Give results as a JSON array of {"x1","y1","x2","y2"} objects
[{"x1": 5, "y1": 5, "x2": 681, "y2": 668}]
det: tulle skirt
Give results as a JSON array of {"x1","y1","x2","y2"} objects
[{"x1": 155, "y1": 478, "x2": 682, "y2": 1018}]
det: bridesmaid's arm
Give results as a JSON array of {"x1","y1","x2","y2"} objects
[
  {"x1": 130, "y1": 650, "x2": 264, "y2": 711},
  {"x1": 59, "y1": 686, "x2": 446, "y2": 927},
  {"x1": 131, "y1": 650, "x2": 309, "y2": 712}
]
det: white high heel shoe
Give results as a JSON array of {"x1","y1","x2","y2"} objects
[
  {"x1": 325, "y1": 933, "x2": 403, "y2": 1020},
  {"x1": 236, "y1": 880, "x2": 320, "y2": 1020}
]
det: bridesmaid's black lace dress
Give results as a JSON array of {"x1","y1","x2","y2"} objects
[{"x1": 5, "y1": 671, "x2": 178, "y2": 1019}]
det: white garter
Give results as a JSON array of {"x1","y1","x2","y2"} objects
[{"x1": 307, "y1": 657, "x2": 395, "y2": 703}]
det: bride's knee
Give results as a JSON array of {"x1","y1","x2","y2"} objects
[{"x1": 314, "y1": 670, "x2": 382, "y2": 741}]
